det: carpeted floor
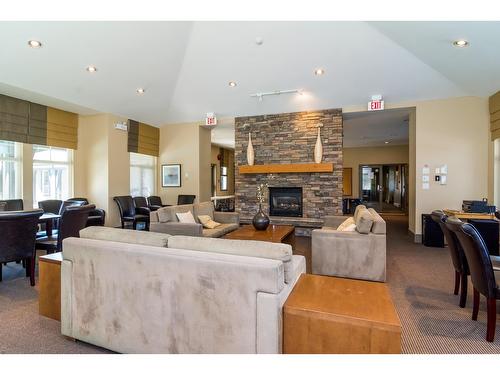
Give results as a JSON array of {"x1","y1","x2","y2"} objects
[{"x1": 1, "y1": 216, "x2": 500, "y2": 353}]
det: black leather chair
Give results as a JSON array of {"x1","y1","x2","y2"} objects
[
  {"x1": 0, "y1": 199, "x2": 24, "y2": 211},
  {"x1": 0, "y1": 209, "x2": 43, "y2": 286},
  {"x1": 446, "y1": 218, "x2": 500, "y2": 342},
  {"x1": 133, "y1": 196, "x2": 155, "y2": 211},
  {"x1": 67, "y1": 198, "x2": 106, "y2": 226},
  {"x1": 36, "y1": 205, "x2": 95, "y2": 254},
  {"x1": 177, "y1": 194, "x2": 196, "y2": 205},
  {"x1": 38, "y1": 199, "x2": 63, "y2": 214},
  {"x1": 147, "y1": 196, "x2": 169, "y2": 210},
  {"x1": 431, "y1": 210, "x2": 470, "y2": 307},
  {"x1": 114, "y1": 196, "x2": 150, "y2": 230}
]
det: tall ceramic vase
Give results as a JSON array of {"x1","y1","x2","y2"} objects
[
  {"x1": 314, "y1": 126, "x2": 323, "y2": 163},
  {"x1": 252, "y1": 203, "x2": 270, "y2": 231},
  {"x1": 247, "y1": 132, "x2": 255, "y2": 166}
]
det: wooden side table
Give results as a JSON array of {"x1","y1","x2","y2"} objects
[
  {"x1": 39, "y1": 252, "x2": 63, "y2": 321},
  {"x1": 284, "y1": 274, "x2": 401, "y2": 354}
]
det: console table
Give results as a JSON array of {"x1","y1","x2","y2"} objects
[{"x1": 284, "y1": 274, "x2": 401, "y2": 354}]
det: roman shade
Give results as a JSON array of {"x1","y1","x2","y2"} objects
[
  {"x1": 0, "y1": 94, "x2": 78, "y2": 149},
  {"x1": 128, "y1": 119, "x2": 159, "y2": 157},
  {"x1": 490, "y1": 91, "x2": 500, "y2": 140}
]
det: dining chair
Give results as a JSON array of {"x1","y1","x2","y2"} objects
[
  {"x1": 0, "y1": 199, "x2": 24, "y2": 211},
  {"x1": 38, "y1": 199, "x2": 63, "y2": 214},
  {"x1": 113, "y1": 196, "x2": 150, "y2": 230},
  {"x1": 177, "y1": 194, "x2": 196, "y2": 205},
  {"x1": 0, "y1": 209, "x2": 43, "y2": 286},
  {"x1": 67, "y1": 198, "x2": 106, "y2": 226},
  {"x1": 446, "y1": 218, "x2": 500, "y2": 342},
  {"x1": 431, "y1": 210, "x2": 470, "y2": 307},
  {"x1": 36, "y1": 205, "x2": 95, "y2": 254},
  {"x1": 147, "y1": 196, "x2": 169, "y2": 210}
]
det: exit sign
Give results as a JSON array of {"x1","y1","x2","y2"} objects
[{"x1": 368, "y1": 100, "x2": 384, "y2": 111}]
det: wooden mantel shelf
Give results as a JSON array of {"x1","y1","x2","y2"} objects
[{"x1": 239, "y1": 163, "x2": 333, "y2": 174}]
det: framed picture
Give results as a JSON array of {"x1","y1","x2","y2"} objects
[{"x1": 162, "y1": 164, "x2": 181, "y2": 187}]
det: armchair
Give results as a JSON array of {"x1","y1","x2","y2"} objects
[
  {"x1": 0, "y1": 199, "x2": 24, "y2": 211},
  {"x1": 67, "y1": 198, "x2": 106, "y2": 226},
  {"x1": 0, "y1": 209, "x2": 43, "y2": 286},
  {"x1": 114, "y1": 195, "x2": 150, "y2": 230}
]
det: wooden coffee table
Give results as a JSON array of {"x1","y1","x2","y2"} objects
[
  {"x1": 284, "y1": 274, "x2": 401, "y2": 354},
  {"x1": 224, "y1": 224, "x2": 295, "y2": 244}
]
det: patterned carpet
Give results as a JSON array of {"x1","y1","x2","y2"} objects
[{"x1": 1, "y1": 217, "x2": 500, "y2": 353}]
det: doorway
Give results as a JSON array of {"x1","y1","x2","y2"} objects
[{"x1": 359, "y1": 164, "x2": 408, "y2": 213}]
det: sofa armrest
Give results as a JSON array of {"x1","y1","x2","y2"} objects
[
  {"x1": 214, "y1": 211, "x2": 240, "y2": 225},
  {"x1": 150, "y1": 222, "x2": 203, "y2": 236},
  {"x1": 322, "y1": 215, "x2": 349, "y2": 229}
]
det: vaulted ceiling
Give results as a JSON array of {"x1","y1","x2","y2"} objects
[{"x1": 0, "y1": 21, "x2": 498, "y2": 126}]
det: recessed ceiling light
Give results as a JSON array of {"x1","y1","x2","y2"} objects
[
  {"x1": 136, "y1": 88, "x2": 145, "y2": 95},
  {"x1": 228, "y1": 81, "x2": 237, "y2": 87},
  {"x1": 385, "y1": 141, "x2": 390, "y2": 144},
  {"x1": 28, "y1": 40, "x2": 42, "y2": 48},
  {"x1": 453, "y1": 40, "x2": 469, "y2": 48},
  {"x1": 314, "y1": 68, "x2": 325, "y2": 76},
  {"x1": 86, "y1": 65, "x2": 97, "y2": 73}
]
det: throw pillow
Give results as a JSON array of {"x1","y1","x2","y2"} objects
[
  {"x1": 176, "y1": 211, "x2": 196, "y2": 224},
  {"x1": 337, "y1": 217, "x2": 355, "y2": 231},
  {"x1": 339, "y1": 223, "x2": 357, "y2": 232},
  {"x1": 355, "y1": 208, "x2": 374, "y2": 234},
  {"x1": 198, "y1": 215, "x2": 221, "y2": 229}
]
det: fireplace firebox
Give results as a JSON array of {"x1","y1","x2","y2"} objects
[{"x1": 269, "y1": 187, "x2": 303, "y2": 217}]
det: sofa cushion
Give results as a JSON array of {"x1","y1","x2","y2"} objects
[
  {"x1": 355, "y1": 207, "x2": 374, "y2": 234},
  {"x1": 157, "y1": 204, "x2": 194, "y2": 223},
  {"x1": 198, "y1": 215, "x2": 221, "y2": 229},
  {"x1": 176, "y1": 211, "x2": 196, "y2": 223},
  {"x1": 80, "y1": 226, "x2": 171, "y2": 247},
  {"x1": 340, "y1": 223, "x2": 357, "y2": 232},
  {"x1": 202, "y1": 223, "x2": 239, "y2": 238},
  {"x1": 353, "y1": 204, "x2": 367, "y2": 222},
  {"x1": 167, "y1": 235, "x2": 295, "y2": 283},
  {"x1": 368, "y1": 208, "x2": 386, "y2": 234},
  {"x1": 194, "y1": 201, "x2": 215, "y2": 222},
  {"x1": 337, "y1": 217, "x2": 355, "y2": 231}
]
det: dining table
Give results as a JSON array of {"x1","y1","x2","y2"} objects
[{"x1": 38, "y1": 213, "x2": 61, "y2": 236}]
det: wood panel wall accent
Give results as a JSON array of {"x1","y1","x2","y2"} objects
[
  {"x1": 239, "y1": 163, "x2": 334, "y2": 174},
  {"x1": 490, "y1": 91, "x2": 500, "y2": 140},
  {"x1": 343, "y1": 167, "x2": 352, "y2": 196},
  {"x1": 0, "y1": 94, "x2": 78, "y2": 149},
  {"x1": 128, "y1": 119, "x2": 160, "y2": 157}
]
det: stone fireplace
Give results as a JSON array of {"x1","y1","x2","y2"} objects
[
  {"x1": 235, "y1": 108, "x2": 343, "y2": 222},
  {"x1": 269, "y1": 187, "x2": 303, "y2": 217}
]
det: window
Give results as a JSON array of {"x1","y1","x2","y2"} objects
[
  {"x1": 0, "y1": 140, "x2": 22, "y2": 200},
  {"x1": 220, "y1": 166, "x2": 228, "y2": 191},
  {"x1": 361, "y1": 167, "x2": 372, "y2": 190},
  {"x1": 33, "y1": 145, "x2": 73, "y2": 207},
  {"x1": 130, "y1": 152, "x2": 156, "y2": 197}
]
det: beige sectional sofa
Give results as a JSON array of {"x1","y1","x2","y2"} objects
[
  {"x1": 312, "y1": 205, "x2": 386, "y2": 282},
  {"x1": 60, "y1": 226, "x2": 306, "y2": 354},
  {"x1": 149, "y1": 201, "x2": 239, "y2": 237}
]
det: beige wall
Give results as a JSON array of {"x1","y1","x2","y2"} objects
[
  {"x1": 74, "y1": 113, "x2": 130, "y2": 227},
  {"x1": 157, "y1": 122, "x2": 211, "y2": 205},
  {"x1": 344, "y1": 96, "x2": 490, "y2": 237},
  {"x1": 343, "y1": 145, "x2": 409, "y2": 198},
  {"x1": 413, "y1": 96, "x2": 490, "y2": 235}
]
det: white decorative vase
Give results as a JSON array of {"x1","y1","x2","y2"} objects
[
  {"x1": 247, "y1": 132, "x2": 255, "y2": 166},
  {"x1": 314, "y1": 126, "x2": 323, "y2": 163}
]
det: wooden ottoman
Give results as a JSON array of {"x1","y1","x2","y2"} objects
[
  {"x1": 39, "y1": 252, "x2": 63, "y2": 321},
  {"x1": 284, "y1": 274, "x2": 401, "y2": 354}
]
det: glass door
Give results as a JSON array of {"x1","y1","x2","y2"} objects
[{"x1": 360, "y1": 165, "x2": 382, "y2": 211}]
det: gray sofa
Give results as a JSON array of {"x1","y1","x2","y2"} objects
[
  {"x1": 149, "y1": 201, "x2": 239, "y2": 237},
  {"x1": 61, "y1": 226, "x2": 306, "y2": 353},
  {"x1": 312, "y1": 205, "x2": 386, "y2": 282}
]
